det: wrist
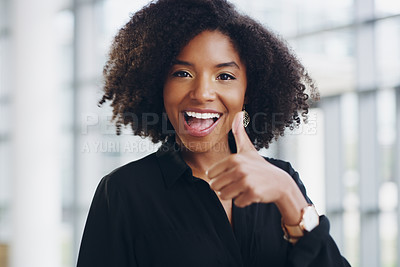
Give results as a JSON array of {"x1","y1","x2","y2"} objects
[
  {"x1": 275, "y1": 176, "x2": 308, "y2": 225},
  {"x1": 281, "y1": 204, "x2": 320, "y2": 244}
]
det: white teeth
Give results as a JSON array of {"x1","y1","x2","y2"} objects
[{"x1": 185, "y1": 111, "x2": 220, "y2": 119}]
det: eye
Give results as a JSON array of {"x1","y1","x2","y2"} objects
[
  {"x1": 217, "y1": 73, "x2": 236, "y2": 80},
  {"x1": 172, "y1": 71, "x2": 192, "y2": 78}
]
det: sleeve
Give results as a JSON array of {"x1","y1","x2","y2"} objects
[
  {"x1": 266, "y1": 158, "x2": 351, "y2": 267},
  {"x1": 76, "y1": 176, "x2": 137, "y2": 267},
  {"x1": 286, "y1": 215, "x2": 351, "y2": 267}
]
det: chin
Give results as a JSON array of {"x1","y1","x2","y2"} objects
[
  {"x1": 182, "y1": 140, "x2": 214, "y2": 153},
  {"x1": 177, "y1": 135, "x2": 230, "y2": 154}
]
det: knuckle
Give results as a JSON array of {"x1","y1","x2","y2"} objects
[
  {"x1": 210, "y1": 180, "x2": 220, "y2": 190},
  {"x1": 248, "y1": 190, "x2": 257, "y2": 199},
  {"x1": 231, "y1": 155, "x2": 242, "y2": 165},
  {"x1": 237, "y1": 178, "x2": 247, "y2": 188},
  {"x1": 219, "y1": 190, "x2": 230, "y2": 200},
  {"x1": 234, "y1": 198, "x2": 243, "y2": 207},
  {"x1": 241, "y1": 175, "x2": 251, "y2": 186},
  {"x1": 235, "y1": 165, "x2": 246, "y2": 177}
]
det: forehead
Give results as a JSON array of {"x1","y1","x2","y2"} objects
[{"x1": 176, "y1": 30, "x2": 243, "y2": 66}]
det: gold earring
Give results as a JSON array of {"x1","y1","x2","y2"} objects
[{"x1": 243, "y1": 107, "x2": 250, "y2": 128}]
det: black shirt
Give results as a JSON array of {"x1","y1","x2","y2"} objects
[{"x1": 77, "y1": 142, "x2": 350, "y2": 267}]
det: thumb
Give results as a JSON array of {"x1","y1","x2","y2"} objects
[{"x1": 232, "y1": 111, "x2": 255, "y2": 153}]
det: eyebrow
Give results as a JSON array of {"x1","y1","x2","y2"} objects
[
  {"x1": 172, "y1": 59, "x2": 240, "y2": 69},
  {"x1": 172, "y1": 59, "x2": 193, "y2": 66},
  {"x1": 215, "y1": 61, "x2": 240, "y2": 69}
]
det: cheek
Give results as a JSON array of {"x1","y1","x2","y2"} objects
[
  {"x1": 163, "y1": 84, "x2": 183, "y2": 124},
  {"x1": 226, "y1": 88, "x2": 246, "y2": 111},
  {"x1": 163, "y1": 83, "x2": 172, "y2": 104},
  {"x1": 221, "y1": 91, "x2": 246, "y2": 128},
  {"x1": 163, "y1": 87, "x2": 173, "y2": 118},
  {"x1": 163, "y1": 81, "x2": 183, "y2": 105}
]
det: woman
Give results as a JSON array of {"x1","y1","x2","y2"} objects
[{"x1": 77, "y1": 0, "x2": 351, "y2": 266}]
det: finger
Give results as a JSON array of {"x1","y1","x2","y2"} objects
[
  {"x1": 234, "y1": 193, "x2": 252, "y2": 208},
  {"x1": 232, "y1": 111, "x2": 255, "y2": 153},
  {"x1": 234, "y1": 191, "x2": 259, "y2": 208},
  {"x1": 217, "y1": 179, "x2": 245, "y2": 200},
  {"x1": 206, "y1": 155, "x2": 234, "y2": 179},
  {"x1": 209, "y1": 166, "x2": 242, "y2": 191}
]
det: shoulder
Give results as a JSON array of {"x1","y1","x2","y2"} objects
[
  {"x1": 108, "y1": 152, "x2": 158, "y2": 177},
  {"x1": 263, "y1": 156, "x2": 298, "y2": 176},
  {"x1": 101, "y1": 152, "x2": 162, "y2": 191}
]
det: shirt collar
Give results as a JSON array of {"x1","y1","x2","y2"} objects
[{"x1": 156, "y1": 140, "x2": 192, "y2": 188}]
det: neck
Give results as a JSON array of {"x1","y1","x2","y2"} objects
[{"x1": 178, "y1": 139, "x2": 232, "y2": 181}]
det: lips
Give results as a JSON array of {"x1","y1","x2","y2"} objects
[{"x1": 182, "y1": 109, "x2": 222, "y2": 137}]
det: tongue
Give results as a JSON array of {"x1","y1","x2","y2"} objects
[{"x1": 187, "y1": 117, "x2": 214, "y2": 131}]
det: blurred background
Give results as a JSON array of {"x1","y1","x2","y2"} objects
[{"x1": 0, "y1": 0, "x2": 399, "y2": 266}]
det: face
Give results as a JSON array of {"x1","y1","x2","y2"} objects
[{"x1": 163, "y1": 30, "x2": 247, "y2": 153}]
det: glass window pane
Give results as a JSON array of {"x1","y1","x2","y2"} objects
[
  {"x1": 376, "y1": 18, "x2": 400, "y2": 88},
  {"x1": 341, "y1": 92, "x2": 360, "y2": 267},
  {"x1": 375, "y1": 0, "x2": 400, "y2": 16},
  {"x1": 294, "y1": 29, "x2": 356, "y2": 96}
]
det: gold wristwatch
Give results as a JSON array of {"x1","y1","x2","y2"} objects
[{"x1": 281, "y1": 204, "x2": 319, "y2": 244}]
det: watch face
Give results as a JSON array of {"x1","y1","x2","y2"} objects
[{"x1": 302, "y1": 206, "x2": 319, "y2": 232}]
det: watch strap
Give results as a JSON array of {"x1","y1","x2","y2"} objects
[
  {"x1": 281, "y1": 219, "x2": 304, "y2": 243},
  {"x1": 281, "y1": 204, "x2": 318, "y2": 244}
]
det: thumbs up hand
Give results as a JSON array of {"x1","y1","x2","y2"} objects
[
  {"x1": 207, "y1": 111, "x2": 285, "y2": 207},
  {"x1": 207, "y1": 112, "x2": 307, "y2": 223}
]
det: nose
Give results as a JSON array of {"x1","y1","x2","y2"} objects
[{"x1": 190, "y1": 75, "x2": 216, "y2": 102}]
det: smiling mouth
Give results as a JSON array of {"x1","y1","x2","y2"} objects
[{"x1": 182, "y1": 110, "x2": 222, "y2": 136}]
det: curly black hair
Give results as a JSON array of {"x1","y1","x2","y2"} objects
[{"x1": 99, "y1": 0, "x2": 319, "y2": 150}]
